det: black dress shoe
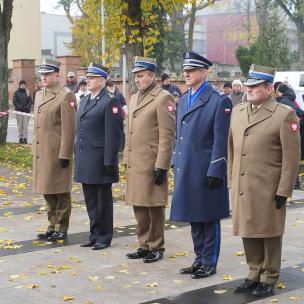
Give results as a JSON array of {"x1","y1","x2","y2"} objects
[
  {"x1": 191, "y1": 264, "x2": 216, "y2": 279},
  {"x1": 80, "y1": 241, "x2": 95, "y2": 247},
  {"x1": 143, "y1": 250, "x2": 163, "y2": 263},
  {"x1": 23, "y1": 138, "x2": 27, "y2": 144},
  {"x1": 180, "y1": 263, "x2": 201, "y2": 274},
  {"x1": 19, "y1": 138, "x2": 23, "y2": 144},
  {"x1": 126, "y1": 248, "x2": 150, "y2": 259},
  {"x1": 91, "y1": 243, "x2": 110, "y2": 250},
  {"x1": 37, "y1": 231, "x2": 55, "y2": 240},
  {"x1": 48, "y1": 232, "x2": 67, "y2": 241},
  {"x1": 234, "y1": 279, "x2": 260, "y2": 292},
  {"x1": 252, "y1": 283, "x2": 274, "y2": 296}
]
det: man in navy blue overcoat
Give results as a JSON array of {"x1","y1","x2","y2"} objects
[
  {"x1": 170, "y1": 51, "x2": 232, "y2": 278},
  {"x1": 74, "y1": 63, "x2": 123, "y2": 250}
]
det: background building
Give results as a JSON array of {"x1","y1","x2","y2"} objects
[{"x1": 8, "y1": 0, "x2": 41, "y2": 68}]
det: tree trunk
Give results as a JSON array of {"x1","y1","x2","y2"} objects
[
  {"x1": 0, "y1": 0, "x2": 13, "y2": 144},
  {"x1": 295, "y1": 21, "x2": 304, "y2": 68},
  {"x1": 188, "y1": 1, "x2": 196, "y2": 50},
  {"x1": 124, "y1": 0, "x2": 144, "y2": 95},
  {"x1": 255, "y1": 0, "x2": 269, "y2": 36}
]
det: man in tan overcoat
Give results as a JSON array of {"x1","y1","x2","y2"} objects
[
  {"x1": 124, "y1": 57, "x2": 176, "y2": 263},
  {"x1": 228, "y1": 64, "x2": 300, "y2": 297},
  {"x1": 32, "y1": 59, "x2": 76, "y2": 241}
]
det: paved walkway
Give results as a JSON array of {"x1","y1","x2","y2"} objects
[{"x1": 1, "y1": 164, "x2": 304, "y2": 303}]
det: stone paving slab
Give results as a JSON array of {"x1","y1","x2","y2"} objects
[{"x1": 1, "y1": 164, "x2": 304, "y2": 303}]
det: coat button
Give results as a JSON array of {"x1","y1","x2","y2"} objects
[
  {"x1": 245, "y1": 133, "x2": 249, "y2": 136},
  {"x1": 133, "y1": 114, "x2": 136, "y2": 118},
  {"x1": 80, "y1": 128, "x2": 83, "y2": 132},
  {"x1": 36, "y1": 156, "x2": 39, "y2": 159},
  {"x1": 38, "y1": 110, "x2": 41, "y2": 113},
  {"x1": 80, "y1": 118, "x2": 84, "y2": 121},
  {"x1": 130, "y1": 131, "x2": 134, "y2": 134},
  {"x1": 239, "y1": 192, "x2": 244, "y2": 196},
  {"x1": 129, "y1": 149, "x2": 132, "y2": 152},
  {"x1": 37, "y1": 126, "x2": 40, "y2": 129},
  {"x1": 182, "y1": 121, "x2": 186, "y2": 124},
  {"x1": 178, "y1": 152, "x2": 181, "y2": 155},
  {"x1": 177, "y1": 168, "x2": 180, "y2": 171},
  {"x1": 180, "y1": 136, "x2": 183, "y2": 140},
  {"x1": 242, "y1": 153, "x2": 246, "y2": 156},
  {"x1": 241, "y1": 172, "x2": 245, "y2": 176},
  {"x1": 37, "y1": 141, "x2": 39, "y2": 144}
]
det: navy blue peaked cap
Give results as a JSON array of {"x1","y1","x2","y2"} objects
[{"x1": 183, "y1": 51, "x2": 213, "y2": 70}]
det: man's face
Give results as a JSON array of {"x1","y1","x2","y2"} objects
[
  {"x1": 40, "y1": 72, "x2": 58, "y2": 88},
  {"x1": 19, "y1": 83, "x2": 26, "y2": 90},
  {"x1": 67, "y1": 76, "x2": 75, "y2": 84},
  {"x1": 37, "y1": 80, "x2": 42, "y2": 88},
  {"x1": 86, "y1": 76, "x2": 104, "y2": 92},
  {"x1": 246, "y1": 83, "x2": 273, "y2": 105},
  {"x1": 223, "y1": 87, "x2": 232, "y2": 95},
  {"x1": 134, "y1": 70, "x2": 156, "y2": 91},
  {"x1": 107, "y1": 85, "x2": 115, "y2": 94},
  {"x1": 183, "y1": 68, "x2": 208, "y2": 87},
  {"x1": 163, "y1": 78, "x2": 170, "y2": 86},
  {"x1": 233, "y1": 84, "x2": 242, "y2": 94},
  {"x1": 79, "y1": 84, "x2": 87, "y2": 92}
]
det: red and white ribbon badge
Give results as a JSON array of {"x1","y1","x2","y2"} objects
[
  {"x1": 291, "y1": 122, "x2": 298, "y2": 132},
  {"x1": 112, "y1": 106, "x2": 118, "y2": 114},
  {"x1": 69, "y1": 100, "x2": 76, "y2": 108},
  {"x1": 224, "y1": 108, "x2": 231, "y2": 114},
  {"x1": 167, "y1": 105, "x2": 174, "y2": 112}
]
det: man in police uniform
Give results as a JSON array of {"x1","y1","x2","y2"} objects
[
  {"x1": 170, "y1": 51, "x2": 232, "y2": 278},
  {"x1": 74, "y1": 63, "x2": 123, "y2": 250},
  {"x1": 124, "y1": 57, "x2": 176, "y2": 263},
  {"x1": 33, "y1": 59, "x2": 76, "y2": 241},
  {"x1": 229, "y1": 65, "x2": 300, "y2": 296}
]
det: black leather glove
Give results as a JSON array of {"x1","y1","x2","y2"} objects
[
  {"x1": 104, "y1": 165, "x2": 116, "y2": 177},
  {"x1": 275, "y1": 195, "x2": 287, "y2": 209},
  {"x1": 59, "y1": 159, "x2": 69, "y2": 168},
  {"x1": 153, "y1": 168, "x2": 167, "y2": 185},
  {"x1": 207, "y1": 176, "x2": 223, "y2": 189}
]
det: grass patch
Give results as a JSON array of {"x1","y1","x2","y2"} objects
[{"x1": 0, "y1": 143, "x2": 32, "y2": 168}]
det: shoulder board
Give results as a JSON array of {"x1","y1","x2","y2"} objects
[
  {"x1": 277, "y1": 103, "x2": 292, "y2": 111},
  {"x1": 234, "y1": 102, "x2": 246, "y2": 108},
  {"x1": 214, "y1": 89, "x2": 225, "y2": 96}
]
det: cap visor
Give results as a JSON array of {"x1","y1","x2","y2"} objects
[
  {"x1": 244, "y1": 78, "x2": 266, "y2": 86},
  {"x1": 131, "y1": 67, "x2": 149, "y2": 73},
  {"x1": 38, "y1": 69, "x2": 55, "y2": 74},
  {"x1": 183, "y1": 65, "x2": 202, "y2": 71}
]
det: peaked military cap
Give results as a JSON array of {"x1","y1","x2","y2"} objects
[
  {"x1": 38, "y1": 59, "x2": 60, "y2": 74},
  {"x1": 131, "y1": 56, "x2": 157, "y2": 73},
  {"x1": 86, "y1": 63, "x2": 109, "y2": 79},
  {"x1": 244, "y1": 64, "x2": 276, "y2": 86},
  {"x1": 183, "y1": 51, "x2": 213, "y2": 70}
]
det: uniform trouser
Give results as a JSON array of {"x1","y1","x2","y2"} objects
[
  {"x1": 16, "y1": 114, "x2": 30, "y2": 139},
  {"x1": 190, "y1": 221, "x2": 221, "y2": 266},
  {"x1": 242, "y1": 236, "x2": 282, "y2": 285},
  {"x1": 133, "y1": 206, "x2": 165, "y2": 252},
  {"x1": 82, "y1": 183, "x2": 113, "y2": 245},
  {"x1": 44, "y1": 192, "x2": 71, "y2": 233}
]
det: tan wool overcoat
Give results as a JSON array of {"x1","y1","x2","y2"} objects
[
  {"x1": 228, "y1": 98, "x2": 300, "y2": 238},
  {"x1": 32, "y1": 84, "x2": 76, "y2": 194},
  {"x1": 123, "y1": 84, "x2": 176, "y2": 207}
]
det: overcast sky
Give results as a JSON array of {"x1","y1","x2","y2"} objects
[{"x1": 40, "y1": 0, "x2": 66, "y2": 14}]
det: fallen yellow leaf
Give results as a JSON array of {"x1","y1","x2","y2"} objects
[
  {"x1": 62, "y1": 296, "x2": 75, "y2": 301},
  {"x1": 214, "y1": 289, "x2": 227, "y2": 294},
  {"x1": 277, "y1": 282, "x2": 285, "y2": 289},
  {"x1": 89, "y1": 275, "x2": 99, "y2": 282},
  {"x1": 145, "y1": 282, "x2": 158, "y2": 288}
]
